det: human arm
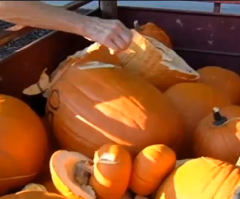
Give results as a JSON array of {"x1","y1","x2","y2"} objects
[{"x1": 0, "y1": 1, "x2": 132, "y2": 52}]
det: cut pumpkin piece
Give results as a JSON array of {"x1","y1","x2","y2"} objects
[
  {"x1": 0, "y1": 191, "x2": 67, "y2": 199},
  {"x1": 50, "y1": 150, "x2": 96, "y2": 199},
  {"x1": 116, "y1": 30, "x2": 199, "y2": 91}
]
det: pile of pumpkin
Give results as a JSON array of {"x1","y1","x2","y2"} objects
[{"x1": 2, "y1": 20, "x2": 240, "y2": 199}]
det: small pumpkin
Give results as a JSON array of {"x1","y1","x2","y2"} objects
[
  {"x1": 133, "y1": 21, "x2": 172, "y2": 48},
  {"x1": 0, "y1": 191, "x2": 67, "y2": 199},
  {"x1": 0, "y1": 95, "x2": 48, "y2": 195},
  {"x1": 154, "y1": 157, "x2": 240, "y2": 199},
  {"x1": 130, "y1": 145, "x2": 176, "y2": 196},
  {"x1": 89, "y1": 144, "x2": 132, "y2": 199},
  {"x1": 116, "y1": 30, "x2": 199, "y2": 91},
  {"x1": 46, "y1": 44, "x2": 185, "y2": 158},
  {"x1": 163, "y1": 83, "x2": 231, "y2": 158},
  {"x1": 197, "y1": 66, "x2": 240, "y2": 104},
  {"x1": 193, "y1": 105, "x2": 240, "y2": 164}
]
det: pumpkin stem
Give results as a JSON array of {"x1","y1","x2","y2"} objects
[
  {"x1": 233, "y1": 187, "x2": 240, "y2": 199},
  {"x1": 133, "y1": 20, "x2": 141, "y2": 32},
  {"x1": 213, "y1": 107, "x2": 227, "y2": 126}
]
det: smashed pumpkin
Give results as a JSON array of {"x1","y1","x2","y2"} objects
[
  {"x1": 163, "y1": 83, "x2": 231, "y2": 158},
  {"x1": 130, "y1": 145, "x2": 176, "y2": 196},
  {"x1": 50, "y1": 146, "x2": 132, "y2": 199},
  {"x1": 116, "y1": 30, "x2": 199, "y2": 91},
  {"x1": 154, "y1": 157, "x2": 240, "y2": 199},
  {"x1": 197, "y1": 66, "x2": 240, "y2": 104},
  {"x1": 89, "y1": 144, "x2": 132, "y2": 199},
  {"x1": 133, "y1": 21, "x2": 173, "y2": 48},
  {"x1": 46, "y1": 44, "x2": 185, "y2": 158},
  {"x1": 193, "y1": 106, "x2": 240, "y2": 164},
  {"x1": 0, "y1": 191, "x2": 66, "y2": 199},
  {"x1": 0, "y1": 95, "x2": 48, "y2": 195}
]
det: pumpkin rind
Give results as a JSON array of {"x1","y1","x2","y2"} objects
[
  {"x1": 46, "y1": 45, "x2": 185, "y2": 158},
  {"x1": 0, "y1": 191, "x2": 67, "y2": 199},
  {"x1": 193, "y1": 105, "x2": 240, "y2": 164},
  {"x1": 116, "y1": 30, "x2": 199, "y2": 91},
  {"x1": 0, "y1": 95, "x2": 48, "y2": 195},
  {"x1": 130, "y1": 144, "x2": 176, "y2": 196},
  {"x1": 89, "y1": 144, "x2": 132, "y2": 199},
  {"x1": 197, "y1": 66, "x2": 240, "y2": 105},
  {"x1": 154, "y1": 157, "x2": 240, "y2": 199},
  {"x1": 139, "y1": 22, "x2": 173, "y2": 48}
]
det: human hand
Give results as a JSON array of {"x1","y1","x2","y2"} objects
[{"x1": 82, "y1": 16, "x2": 132, "y2": 54}]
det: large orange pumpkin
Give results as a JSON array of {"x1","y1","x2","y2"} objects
[
  {"x1": 116, "y1": 30, "x2": 199, "y2": 92},
  {"x1": 193, "y1": 105, "x2": 240, "y2": 164},
  {"x1": 0, "y1": 95, "x2": 48, "y2": 195},
  {"x1": 89, "y1": 144, "x2": 132, "y2": 199},
  {"x1": 133, "y1": 21, "x2": 173, "y2": 48},
  {"x1": 129, "y1": 144, "x2": 176, "y2": 196},
  {"x1": 154, "y1": 157, "x2": 240, "y2": 199},
  {"x1": 0, "y1": 191, "x2": 67, "y2": 199},
  {"x1": 163, "y1": 83, "x2": 231, "y2": 158},
  {"x1": 46, "y1": 43, "x2": 185, "y2": 158},
  {"x1": 197, "y1": 66, "x2": 240, "y2": 105}
]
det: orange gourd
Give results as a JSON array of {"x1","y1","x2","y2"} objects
[
  {"x1": 193, "y1": 105, "x2": 240, "y2": 164},
  {"x1": 0, "y1": 191, "x2": 67, "y2": 199},
  {"x1": 116, "y1": 30, "x2": 199, "y2": 92},
  {"x1": 134, "y1": 21, "x2": 173, "y2": 48},
  {"x1": 0, "y1": 95, "x2": 48, "y2": 195},
  {"x1": 154, "y1": 157, "x2": 240, "y2": 199},
  {"x1": 163, "y1": 83, "x2": 231, "y2": 158},
  {"x1": 46, "y1": 42, "x2": 185, "y2": 158},
  {"x1": 197, "y1": 66, "x2": 240, "y2": 104},
  {"x1": 89, "y1": 144, "x2": 132, "y2": 199},
  {"x1": 130, "y1": 145, "x2": 176, "y2": 196}
]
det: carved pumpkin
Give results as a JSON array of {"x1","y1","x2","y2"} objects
[
  {"x1": 89, "y1": 144, "x2": 132, "y2": 199},
  {"x1": 163, "y1": 83, "x2": 231, "y2": 158},
  {"x1": 133, "y1": 21, "x2": 172, "y2": 48},
  {"x1": 0, "y1": 95, "x2": 48, "y2": 195},
  {"x1": 0, "y1": 191, "x2": 67, "y2": 199},
  {"x1": 130, "y1": 145, "x2": 176, "y2": 196},
  {"x1": 50, "y1": 150, "x2": 96, "y2": 199},
  {"x1": 193, "y1": 105, "x2": 240, "y2": 164},
  {"x1": 50, "y1": 146, "x2": 132, "y2": 199},
  {"x1": 116, "y1": 30, "x2": 199, "y2": 91},
  {"x1": 197, "y1": 66, "x2": 240, "y2": 104},
  {"x1": 154, "y1": 157, "x2": 240, "y2": 199},
  {"x1": 46, "y1": 44, "x2": 185, "y2": 158}
]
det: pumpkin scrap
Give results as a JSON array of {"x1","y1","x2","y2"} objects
[
  {"x1": 116, "y1": 29, "x2": 199, "y2": 91},
  {"x1": 163, "y1": 82, "x2": 231, "y2": 158},
  {"x1": 89, "y1": 144, "x2": 132, "y2": 199},
  {"x1": 130, "y1": 144, "x2": 176, "y2": 196},
  {"x1": 154, "y1": 157, "x2": 240, "y2": 199},
  {"x1": 133, "y1": 20, "x2": 172, "y2": 48},
  {"x1": 46, "y1": 49, "x2": 185, "y2": 158},
  {"x1": 193, "y1": 105, "x2": 240, "y2": 164},
  {"x1": 49, "y1": 150, "x2": 96, "y2": 199},
  {"x1": 0, "y1": 191, "x2": 67, "y2": 199},
  {"x1": 197, "y1": 66, "x2": 240, "y2": 105},
  {"x1": 0, "y1": 94, "x2": 48, "y2": 195}
]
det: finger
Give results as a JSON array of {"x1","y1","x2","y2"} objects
[
  {"x1": 102, "y1": 39, "x2": 119, "y2": 53},
  {"x1": 111, "y1": 35, "x2": 128, "y2": 50},
  {"x1": 115, "y1": 24, "x2": 133, "y2": 46}
]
